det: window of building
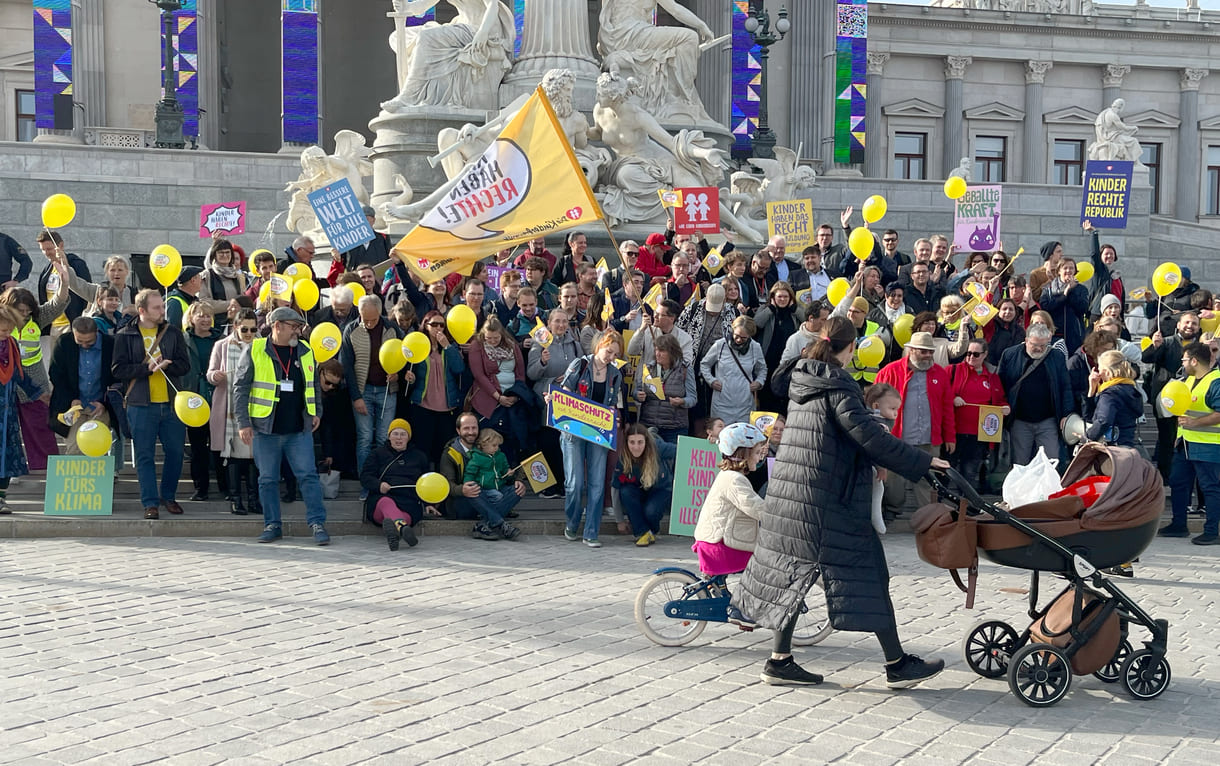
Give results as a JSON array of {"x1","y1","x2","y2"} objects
[
  {"x1": 1139, "y1": 142, "x2": 1161, "y2": 215},
  {"x1": 16, "y1": 90, "x2": 35, "y2": 142},
  {"x1": 1207, "y1": 146, "x2": 1220, "y2": 216},
  {"x1": 973, "y1": 135, "x2": 1006, "y2": 182},
  {"x1": 1053, "y1": 139, "x2": 1085, "y2": 185},
  {"x1": 893, "y1": 132, "x2": 926, "y2": 180}
]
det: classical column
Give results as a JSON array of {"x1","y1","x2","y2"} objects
[
  {"x1": 942, "y1": 56, "x2": 971, "y2": 178},
  {"x1": 1176, "y1": 68, "x2": 1208, "y2": 221},
  {"x1": 1023, "y1": 60, "x2": 1052, "y2": 184},
  {"x1": 788, "y1": 1, "x2": 823, "y2": 162},
  {"x1": 196, "y1": 0, "x2": 219, "y2": 149},
  {"x1": 692, "y1": 0, "x2": 731, "y2": 127},
  {"x1": 281, "y1": 3, "x2": 320, "y2": 151},
  {"x1": 1102, "y1": 64, "x2": 1129, "y2": 107},
  {"x1": 864, "y1": 51, "x2": 889, "y2": 179},
  {"x1": 501, "y1": 0, "x2": 600, "y2": 111},
  {"x1": 72, "y1": 0, "x2": 106, "y2": 129}
]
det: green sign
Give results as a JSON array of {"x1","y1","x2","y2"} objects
[
  {"x1": 44, "y1": 456, "x2": 114, "y2": 515},
  {"x1": 668, "y1": 436, "x2": 722, "y2": 537}
]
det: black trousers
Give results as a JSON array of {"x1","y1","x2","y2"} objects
[{"x1": 187, "y1": 424, "x2": 228, "y2": 495}]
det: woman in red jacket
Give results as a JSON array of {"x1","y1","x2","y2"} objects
[{"x1": 949, "y1": 338, "x2": 1009, "y2": 492}]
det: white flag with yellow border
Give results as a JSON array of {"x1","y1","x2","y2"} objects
[{"x1": 391, "y1": 87, "x2": 603, "y2": 283}]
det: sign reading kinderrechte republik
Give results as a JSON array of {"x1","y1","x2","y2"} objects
[
  {"x1": 547, "y1": 387, "x2": 619, "y2": 450},
  {"x1": 1080, "y1": 160, "x2": 1134, "y2": 229},
  {"x1": 307, "y1": 179, "x2": 376, "y2": 253},
  {"x1": 668, "y1": 436, "x2": 722, "y2": 536},
  {"x1": 44, "y1": 455, "x2": 114, "y2": 515}
]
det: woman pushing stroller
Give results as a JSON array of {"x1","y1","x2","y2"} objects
[{"x1": 731, "y1": 317, "x2": 953, "y2": 687}]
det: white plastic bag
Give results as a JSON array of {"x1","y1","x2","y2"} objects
[{"x1": 1002, "y1": 447, "x2": 1061, "y2": 508}]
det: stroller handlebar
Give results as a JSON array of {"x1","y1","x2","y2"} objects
[{"x1": 926, "y1": 467, "x2": 989, "y2": 512}]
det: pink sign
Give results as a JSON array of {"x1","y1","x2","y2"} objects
[{"x1": 199, "y1": 201, "x2": 248, "y2": 238}]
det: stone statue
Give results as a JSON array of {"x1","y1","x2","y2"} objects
[
  {"x1": 590, "y1": 73, "x2": 764, "y2": 241},
  {"x1": 284, "y1": 130, "x2": 374, "y2": 235},
  {"x1": 931, "y1": 0, "x2": 1093, "y2": 11},
  {"x1": 948, "y1": 156, "x2": 973, "y2": 182},
  {"x1": 597, "y1": 0, "x2": 716, "y2": 124},
  {"x1": 1089, "y1": 98, "x2": 1144, "y2": 164},
  {"x1": 723, "y1": 146, "x2": 818, "y2": 222},
  {"x1": 381, "y1": 0, "x2": 515, "y2": 113}
]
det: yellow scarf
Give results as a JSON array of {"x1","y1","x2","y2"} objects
[{"x1": 1098, "y1": 377, "x2": 1135, "y2": 393}]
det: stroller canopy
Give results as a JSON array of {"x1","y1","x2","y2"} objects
[{"x1": 1061, "y1": 444, "x2": 1164, "y2": 532}]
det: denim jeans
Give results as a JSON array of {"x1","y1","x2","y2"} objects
[
  {"x1": 619, "y1": 482, "x2": 672, "y2": 535},
  {"x1": 355, "y1": 384, "x2": 397, "y2": 473},
  {"x1": 127, "y1": 403, "x2": 185, "y2": 508},
  {"x1": 1169, "y1": 449, "x2": 1220, "y2": 536},
  {"x1": 473, "y1": 487, "x2": 522, "y2": 528},
  {"x1": 561, "y1": 434, "x2": 609, "y2": 540},
  {"x1": 252, "y1": 429, "x2": 327, "y2": 528}
]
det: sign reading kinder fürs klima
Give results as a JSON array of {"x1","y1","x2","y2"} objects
[
  {"x1": 1080, "y1": 160, "x2": 1134, "y2": 229},
  {"x1": 44, "y1": 455, "x2": 114, "y2": 515},
  {"x1": 307, "y1": 178, "x2": 376, "y2": 252}
]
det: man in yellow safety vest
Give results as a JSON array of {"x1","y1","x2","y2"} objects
[{"x1": 1162, "y1": 341, "x2": 1220, "y2": 545}]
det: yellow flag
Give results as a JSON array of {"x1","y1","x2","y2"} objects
[
  {"x1": 390, "y1": 87, "x2": 604, "y2": 283},
  {"x1": 657, "y1": 189, "x2": 682, "y2": 209},
  {"x1": 530, "y1": 317, "x2": 553, "y2": 348},
  {"x1": 966, "y1": 281, "x2": 988, "y2": 303},
  {"x1": 518, "y1": 451, "x2": 557, "y2": 493},
  {"x1": 702, "y1": 248, "x2": 724, "y2": 276},
  {"x1": 750, "y1": 411, "x2": 780, "y2": 436},
  {"x1": 643, "y1": 283, "x2": 664, "y2": 311},
  {"x1": 970, "y1": 300, "x2": 999, "y2": 327},
  {"x1": 601, "y1": 287, "x2": 614, "y2": 323},
  {"x1": 641, "y1": 364, "x2": 665, "y2": 400},
  {"x1": 685, "y1": 283, "x2": 702, "y2": 309},
  {"x1": 595, "y1": 257, "x2": 609, "y2": 283}
]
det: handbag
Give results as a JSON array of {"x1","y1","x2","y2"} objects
[{"x1": 911, "y1": 499, "x2": 979, "y2": 607}]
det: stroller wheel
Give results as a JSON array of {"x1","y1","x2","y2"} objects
[
  {"x1": 1008, "y1": 643, "x2": 1072, "y2": 707},
  {"x1": 1092, "y1": 639, "x2": 1133, "y2": 684},
  {"x1": 1120, "y1": 650, "x2": 1171, "y2": 700},
  {"x1": 962, "y1": 620, "x2": 1020, "y2": 679}
]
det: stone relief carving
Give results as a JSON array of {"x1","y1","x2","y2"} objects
[
  {"x1": 723, "y1": 147, "x2": 817, "y2": 223},
  {"x1": 285, "y1": 130, "x2": 374, "y2": 235},
  {"x1": 1088, "y1": 98, "x2": 1144, "y2": 166},
  {"x1": 932, "y1": 1, "x2": 1094, "y2": 12}
]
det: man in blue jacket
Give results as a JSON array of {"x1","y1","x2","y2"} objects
[{"x1": 997, "y1": 324, "x2": 1074, "y2": 467}]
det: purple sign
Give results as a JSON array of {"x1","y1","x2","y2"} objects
[
  {"x1": 953, "y1": 185, "x2": 1002, "y2": 253},
  {"x1": 486, "y1": 264, "x2": 525, "y2": 291},
  {"x1": 1080, "y1": 160, "x2": 1134, "y2": 229}
]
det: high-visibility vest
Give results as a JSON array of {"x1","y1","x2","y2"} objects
[
  {"x1": 851, "y1": 320, "x2": 880, "y2": 383},
  {"x1": 17, "y1": 319, "x2": 41, "y2": 367},
  {"x1": 167, "y1": 294, "x2": 191, "y2": 330},
  {"x1": 247, "y1": 338, "x2": 316, "y2": 421},
  {"x1": 1179, "y1": 369, "x2": 1220, "y2": 444}
]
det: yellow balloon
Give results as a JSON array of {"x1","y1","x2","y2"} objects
[
  {"x1": 268, "y1": 274, "x2": 293, "y2": 300},
  {"x1": 1075, "y1": 261, "x2": 1095, "y2": 282},
  {"x1": 447, "y1": 304, "x2": 477, "y2": 344},
  {"x1": 41, "y1": 193, "x2": 77, "y2": 228},
  {"x1": 862, "y1": 195, "x2": 887, "y2": 224},
  {"x1": 293, "y1": 278, "x2": 320, "y2": 311},
  {"x1": 1139, "y1": 336, "x2": 1153, "y2": 352},
  {"x1": 379, "y1": 338, "x2": 407, "y2": 374},
  {"x1": 249, "y1": 248, "x2": 273, "y2": 276},
  {"x1": 75, "y1": 420, "x2": 112, "y2": 457},
  {"x1": 848, "y1": 227, "x2": 874, "y2": 261},
  {"x1": 826, "y1": 277, "x2": 850, "y2": 307},
  {"x1": 174, "y1": 391, "x2": 211, "y2": 428},
  {"x1": 284, "y1": 263, "x2": 312, "y2": 283},
  {"x1": 150, "y1": 244, "x2": 183, "y2": 287},
  {"x1": 855, "y1": 336, "x2": 885, "y2": 368},
  {"x1": 1152, "y1": 262, "x2": 1182, "y2": 298},
  {"x1": 892, "y1": 314, "x2": 915, "y2": 347},
  {"x1": 944, "y1": 176, "x2": 967, "y2": 200},
  {"x1": 309, "y1": 322, "x2": 342, "y2": 363},
  {"x1": 344, "y1": 282, "x2": 366, "y2": 304},
  {"x1": 1202, "y1": 314, "x2": 1220, "y2": 334},
  {"x1": 416, "y1": 471, "x2": 450, "y2": 504},
  {"x1": 1159, "y1": 379, "x2": 1192, "y2": 417},
  {"x1": 258, "y1": 281, "x2": 272, "y2": 303},
  {"x1": 402, "y1": 331, "x2": 431, "y2": 363}
]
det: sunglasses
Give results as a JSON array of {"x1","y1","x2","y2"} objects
[
  {"x1": 426, "y1": 322, "x2": 445, "y2": 328},
  {"x1": 237, "y1": 326, "x2": 256, "y2": 334},
  {"x1": 965, "y1": 351, "x2": 984, "y2": 357},
  {"x1": 883, "y1": 238, "x2": 898, "y2": 243},
  {"x1": 321, "y1": 378, "x2": 340, "y2": 389}
]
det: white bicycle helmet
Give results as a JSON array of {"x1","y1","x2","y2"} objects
[{"x1": 718, "y1": 422, "x2": 768, "y2": 457}]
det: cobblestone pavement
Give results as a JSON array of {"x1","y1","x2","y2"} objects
[{"x1": 1, "y1": 533, "x2": 1218, "y2": 765}]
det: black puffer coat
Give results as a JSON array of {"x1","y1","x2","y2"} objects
[{"x1": 732, "y1": 359, "x2": 933, "y2": 633}]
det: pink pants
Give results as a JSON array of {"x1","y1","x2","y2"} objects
[
  {"x1": 692, "y1": 540, "x2": 753, "y2": 576},
  {"x1": 19, "y1": 399, "x2": 59, "y2": 471},
  {"x1": 372, "y1": 497, "x2": 417, "y2": 526}
]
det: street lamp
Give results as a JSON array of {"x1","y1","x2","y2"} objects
[
  {"x1": 744, "y1": 0, "x2": 790, "y2": 160},
  {"x1": 150, "y1": 0, "x2": 185, "y2": 149}
]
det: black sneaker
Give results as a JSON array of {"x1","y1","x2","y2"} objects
[
  {"x1": 498, "y1": 522, "x2": 521, "y2": 541},
  {"x1": 399, "y1": 522, "x2": 419, "y2": 548},
  {"x1": 539, "y1": 488, "x2": 560, "y2": 500},
  {"x1": 383, "y1": 517, "x2": 400, "y2": 551},
  {"x1": 1158, "y1": 524, "x2": 1190, "y2": 538},
  {"x1": 1188, "y1": 506, "x2": 1206, "y2": 517},
  {"x1": 1192, "y1": 533, "x2": 1220, "y2": 545},
  {"x1": 1105, "y1": 563, "x2": 1134, "y2": 577},
  {"x1": 190, "y1": 491, "x2": 208, "y2": 502},
  {"x1": 885, "y1": 654, "x2": 945, "y2": 689},
  {"x1": 471, "y1": 523, "x2": 500, "y2": 541},
  {"x1": 505, "y1": 510, "x2": 520, "y2": 519},
  {"x1": 761, "y1": 657, "x2": 823, "y2": 686}
]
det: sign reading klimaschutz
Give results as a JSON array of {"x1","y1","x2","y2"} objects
[
  {"x1": 547, "y1": 387, "x2": 618, "y2": 450},
  {"x1": 1080, "y1": 160, "x2": 1134, "y2": 229},
  {"x1": 307, "y1": 179, "x2": 376, "y2": 252}
]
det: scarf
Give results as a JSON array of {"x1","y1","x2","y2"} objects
[
  {"x1": 0, "y1": 337, "x2": 15, "y2": 386},
  {"x1": 211, "y1": 263, "x2": 242, "y2": 281},
  {"x1": 483, "y1": 340, "x2": 515, "y2": 364},
  {"x1": 731, "y1": 337, "x2": 751, "y2": 355},
  {"x1": 1098, "y1": 377, "x2": 1135, "y2": 393}
]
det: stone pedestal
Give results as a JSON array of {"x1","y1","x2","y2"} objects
[
  {"x1": 368, "y1": 107, "x2": 494, "y2": 235},
  {"x1": 501, "y1": 0, "x2": 601, "y2": 112}
]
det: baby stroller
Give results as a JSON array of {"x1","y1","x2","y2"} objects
[{"x1": 916, "y1": 443, "x2": 1170, "y2": 707}]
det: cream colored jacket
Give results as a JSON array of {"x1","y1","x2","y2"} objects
[{"x1": 693, "y1": 470, "x2": 766, "y2": 551}]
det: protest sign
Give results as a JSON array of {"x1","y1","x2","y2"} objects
[
  {"x1": 673, "y1": 186, "x2": 720, "y2": 236},
  {"x1": 307, "y1": 179, "x2": 376, "y2": 253},
  {"x1": 199, "y1": 201, "x2": 247, "y2": 238},
  {"x1": 1080, "y1": 160, "x2": 1134, "y2": 229},
  {"x1": 547, "y1": 387, "x2": 619, "y2": 449},
  {"x1": 44, "y1": 456, "x2": 114, "y2": 515},
  {"x1": 978, "y1": 405, "x2": 1004, "y2": 443},
  {"x1": 953, "y1": 185, "x2": 1002, "y2": 252},
  {"x1": 668, "y1": 436, "x2": 721, "y2": 536},
  {"x1": 485, "y1": 264, "x2": 525, "y2": 291},
  {"x1": 766, "y1": 199, "x2": 815, "y2": 250}
]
